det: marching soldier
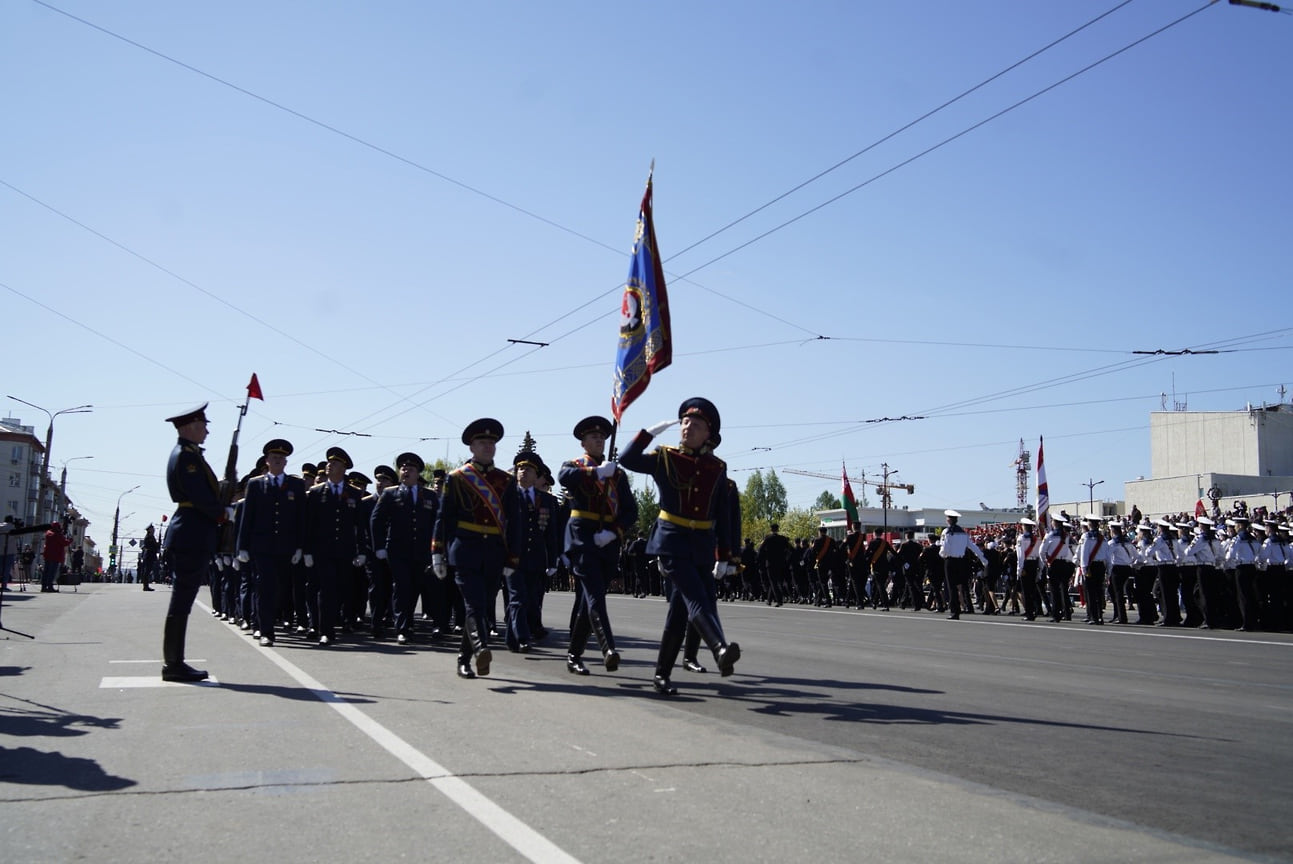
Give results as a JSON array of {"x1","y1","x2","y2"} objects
[
  {"x1": 365, "y1": 465, "x2": 397, "y2": 638},
  {"x1": 302, "y1": 447, "x2": 369, "y2": 646},
  {"x1": 1147, "y1": 519, "x2": 1184, "y2": 627},
  {"x1": 560, "y1": 415, "x2": 637, "y2": 675},
  {"x1": 1039, "y1": 514, "x2": 1075, "y2": 623},
  {"x1": 1132, "y1": 521, "x2": 1159, "y2": 625},
  {"x1": 432, "y1": 419, "x2": 522, "y2": 678},
  {"x1": 508, "y1": 448, "x2": 560, "y2": 652},
  {"x1": 1016, "y1": 518, "x2": 1042, "y2": 621},
  {"x1": 1226, "y1": 515, "x2": 1261, "y2": 631},
  {"x1": 1107, "y1": 520, "x2": 1137, "y2": 624},
  {"x1": 619, "y1": 398, "x2": 741, "y2": 695},
  {"x1": 1077, "y1": 515, "x2": 1110, "y2": 624},
  {"x1": 371, "y1": 453, "x2": 437, "y2": 645},
  {"x1": 1184, "y1": 517, "x2": 1224, "y2": 629},
  {"x1": 159, "y1": 403, "x2": 226, "y2": 682},
  {"x1": 235, "y1": 439, "x2": 306, "y2": 647},
  {"x1": 939, "y1": 510, "x2": 987, "y2": 620}
]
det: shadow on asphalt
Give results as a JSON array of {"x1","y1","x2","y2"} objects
[{"x1": 0, "y1": 745, "x2": 137, "y2": 791}]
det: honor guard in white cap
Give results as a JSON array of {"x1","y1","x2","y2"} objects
[{"x1": 938, "y1": 509, "x2": 987, "y2": 620}]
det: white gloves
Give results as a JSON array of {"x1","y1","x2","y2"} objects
[
  {"x1": 236, "y1": 549, "x2": 250, "y2": 564},
  {"x1": 593, "y1": 529, "x2": 617, "y2": 548},
  {"x1": 545, "y1": 567, "x2": 557, "y2": 577},
  {"x1": 291, "y1": 548, "x2": 303, "y2": 565},
  {"x1": 503, "y1": 566, "x2": 515, "y2": 578},
  {"x1": 375, "y1": 548, "x2": 388, "y2": 560},
  {"x1": 353, "y1": 554, "x2": 366, "y2": 567},
  {"x1": 432, "y1": 553, "x2": 447, "y2": 581},
  {"x1": 713, "y1": 561, "x2": 734, "y2": 579},
  {"x1": 646, "y1": 418, "x2": 679, "y2": 437},
  {"x1": 214, "y1": 558, "x2": 224, "y2": 571},
  {"x1": 595, "y1": 460, "x2": 618, "y2": 479},
  {"x1": 232, "y1": 559, "x2": 241, "y2": 571},
  {"x1": 224, "y1": 506, "x2": 236, "y2": 522},
  {"x1": 303, "y1": 554, "x2": 314, "y2": 568}
]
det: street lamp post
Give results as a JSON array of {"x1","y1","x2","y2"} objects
[
  {"x1": 110, "y1": 485, "x2": 140, "y2": 576},
  {"x1": 58, "y1": 455, "x2": 94, "y2": 522},
  {"x1": 6, "y1": 397, "x2": 92, "y2": 524},
  {"x1": 1084, "y1": 478, "x2": 1105, "y2": 515}
]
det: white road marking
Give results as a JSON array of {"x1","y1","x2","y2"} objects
[
  {"x1": 100, "y1": 676, "x2": 220, "y2": 688},
  {"x1": 195, "y1": 601, "x2": 582, "y2": 864}
]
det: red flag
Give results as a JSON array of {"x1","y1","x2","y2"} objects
[
  {"x1": 842, "y1": 464, "x2": 859, "y2": 532},
  {"x1": 247, "y1": 373, "x2": 264, "y2": 401},
  {"x1": 1195, "y1": 499, "x2": 1205, "y2": 517}
]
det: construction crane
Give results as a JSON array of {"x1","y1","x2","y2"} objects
[
  {"x1": 1014, "y1": 439, "x2": 1031, "y2": 509},
  {"x1": 783, "y1": 463, "x2": 913, "y2": 532}
]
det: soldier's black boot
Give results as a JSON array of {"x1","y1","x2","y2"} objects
[
  {"x1": 467, "y1": 616, "x2": 491, "y2": 676},
  {"x1": 161, "y1": 615, "x2": 208, "y2": 683},
  {"x1": 682, "y1": 622, "x2": 706, "y2": 672},
  {"x1": 566, "y1": 606, "x2": 591, "y2": 672},
  {"x1": 693, "y1": 614, "x2": 740, "y2": 677},
  {"x1": 652, "y1": 626, "x2": 685, "y2": 696},
  {"x1": 587, "y1": 608, "x2": 620, "y2": 672}
]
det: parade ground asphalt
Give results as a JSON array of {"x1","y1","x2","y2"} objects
[{"x1": 3, "y1": 583, "x2": 1291, "y2": 864}]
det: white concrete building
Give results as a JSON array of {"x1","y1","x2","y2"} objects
[{"x1": 0, "y1": 417, "x2": 45, "y2": 524}]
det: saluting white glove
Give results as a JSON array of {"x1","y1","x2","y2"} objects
[
  {"x1": 236, "y1": 549, "x2": 250, "y2": 564},
  {"x1": 375, "y1": 548, "x2": 388, "y2": 560},
  {"x1": 593, "y1": 529, "x2": 617, "y2": 548},
  {"x1": 353, "y1": 554, "x2": 366, "y2": 567},
  {"x1": 595, "y1": 460, "x2": 618, "y2": 479},
  {"x1": 291, "y1": 548, "x2": 303, "y2": 565},
  {"x1": 646, "y1": 418, "x2": 678, "y2": 437},
  {"x1": 303, "y1": 554, "x2": 314, "y2": 568},
  {"x1": 432, "y1": 553, "x2": 447, "y2": 581},
  {"x1": 712, "y1": 561, "x2": 727, "y2": 579}
]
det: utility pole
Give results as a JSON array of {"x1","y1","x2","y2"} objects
[{"x1": 1084, "y1": 478, "x2": 1105, "y2": 516}]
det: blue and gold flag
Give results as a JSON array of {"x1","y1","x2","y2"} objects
[{"x1": 612, "y1": 169, "x2": 672, "y2": 422}]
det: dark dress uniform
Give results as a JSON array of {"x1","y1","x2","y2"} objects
[
  {"x1": 433, "y1": 420, "x2": 523, "y2": 677},
  {"x1": 514, "y1": 475, "x2": 562, "y2": 650},
  {"x1": 236, "y1": 446, "x2": 306, "y2": 645},
  {"x1": 560, "y1": 451, "x2": 639, "y2": 669},
  {"x1": 303, "y1": 449, "x2": 369, "y2": 645},
  {"x1": 160, "y1": 403, "x2": 225, "y2": 682},
  {"x1": 619, "y1": 398, "x2": 741, "y2": 695},
  {"x1": 756, "y1": 529, "x2": 792, "y2": 607},
  {"x1": 371, "y1": 464, "x2": 438, "y2": 643}
]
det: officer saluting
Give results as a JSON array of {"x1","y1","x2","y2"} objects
[
  {"x1": 432, "y1": 419, "x2": 523, "y2": 679},
  {"x1": 160, "y1": 403, "x2": 226, "y2": 682},
  {"x1": 619, "y1": 398, "x2": 741, "y2": 695}
]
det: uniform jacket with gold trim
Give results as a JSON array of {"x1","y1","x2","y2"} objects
[
  {"x1": 432, "y1": 462, "x2": 523, "y2": 568},
  {"x1": 618, "y1": 430, "x2": 736, "y2": 562},
  {"x1": 163, "y1": 437, "x2": 223, "y2": 558},
  {"x1": 558, "y1": 455, "x2": 638, "y2": 554}
]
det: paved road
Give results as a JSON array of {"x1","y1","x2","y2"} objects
[{"x1": 3, "y1": 584, "x2": 1290, "y2": 863}]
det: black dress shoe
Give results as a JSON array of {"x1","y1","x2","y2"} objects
[
  {"x1": 474, "y1": 648, "x2": 492, "y2": 677},
  {"x1": 683, "y1": 658, "x2": 707, "y2": 674},
  {"x1": 567, "y1": 654, "x2": 590, "y2": 675},
  {"x1": 948, "y1": 613, "x2": 960, "y2": 620},
  {"x1": 716, "y1": 642, "x2": 741, "y2": 677},
  {"x1": 457, "y1": 663, "x2": 476, "y2": 679},
  {"x1": 603, "y1": 650, "x2": 621, "y2": 672},
  {"x1": 161, "y1": 663, "x2": 208, "y2": 683},
  {"x1": 518, "y1": 643, "x2": 531, "y2": 653},
  {"x1": 652, "y1": 675, "x2": 678, "y2": 696}
]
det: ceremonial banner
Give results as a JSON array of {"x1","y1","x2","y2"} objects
[
  {"x1": 1036, "y1": 436, "x2": 1049, "y2": 530},
  {"x1": 611, "y1": 169, "x2": 672, "y2": 422},
  {"x1": 247, "y1": 373, "x2": 264, "y2": 401},
  {"x1": 842, "y1": 464, "x2": 859, "y2": 532}
]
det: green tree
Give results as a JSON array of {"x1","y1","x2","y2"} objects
[
  {"x1": 778, "y1": 506, "x2": 822, "y2": 541},
  {"x1": 743, "y1": 470, "x2": 769, "y2": 521},
  {"x1": 634, "y1": 482, "x2": 660, "y2": 537},
  {"x1": 764, "y1": 469, "x2": 789, "y2": 519},
  {"x1": 814, "y1": 490, "x2": 842, "y2": 511}
]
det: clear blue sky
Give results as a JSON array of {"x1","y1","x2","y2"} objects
[{"x1": 3, "y1": 1, "x2": 1290, "y2": 553}]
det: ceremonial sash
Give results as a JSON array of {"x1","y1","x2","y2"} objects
[
  {"x1": 815, "y1": 537, "x2": 833, "y2": 564},
  {"x1": 455, "y1": 463, "x2": 505, "y2": 530},
  {"x1": 1088, "y1": 535, "x2": 1103, "y2": 567},
  {"x1": 574, "y1": 455, "x2": 619, "y2": 517},
  {"x1": 847, "y1": 535, "x2": 864, "y2": 561},
  {"x1": 1045, "y1": 539, "x2": 1065, "y2": 566},
  {"x1": 1024, "y1": 536, "x2": 1038, "y2": 558},
  {"x1": 869, "y1": 540, "x2": 889, "y2": 567}
]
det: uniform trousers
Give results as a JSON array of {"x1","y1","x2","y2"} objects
[
  {"x1": 165, "y1": 548, "x2": 207, "y2": 618},
  {"x1": 657, "y1": 555, "x2": 728, "y2": 660},
  {"x1": 309, "y1": 555, "x2": 348, "y2": 639},
  {"x1": 1083, "y1": 561, "x2": 1106, "y2": 621},
  {"x1": 387, "y1": 555, "x2": 425, "y2": 637},
  {"x1": 1156, "y1": 563, "x2": 1182, "y2": 626},
  {"x1": 1134, "y1": 566, "x2": 1158, "y2": 624},
  {"x1": 450, "y1": 534, "x2": 504, "y2": 662},
  {"x1": 252, "y1": 550, "x2": 295, "y2": 639},
  {"x1": 1109, "y1": 564, "x2": 1133, "y2": 623},
  {"x1": 1047, "y1": 560, "x2": 1075, "y2": 621},
  {"x1": 368, "y1": 558, "x2": 392, "y2": 631},
  {"x1": 944, "y1": 557, "x2": 970, "y2": 616},
  {"x1": 1235, "y1": 563, "x2": 1260, "y2": 630},
  {"x1": 568, "y1": 543, "x2": 620, "y2": 658}
]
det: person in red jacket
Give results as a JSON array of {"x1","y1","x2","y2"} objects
[{"x1": 41, "y1": 521, "x2": 72, "y2": 593}]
